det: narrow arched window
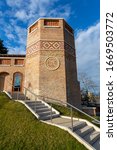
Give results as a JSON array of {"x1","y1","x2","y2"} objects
[{"x1": 13, "y1": 72, "x2": 22, "y2": 92}]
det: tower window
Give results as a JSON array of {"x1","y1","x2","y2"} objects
[
  {"x1": 29, "y1": 22, "x2": 38, "y2": 33},
  {"x1": 44, "y1": 20, "x2": 59, "y2": 26},
  {"x1": 14, "y1": 59, "x2": 24, "y2": 65},
  {"x1": 0, "y1": 59, "x2": 11, "y2": 65}
]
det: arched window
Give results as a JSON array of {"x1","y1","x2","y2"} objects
[
  {"x1": 13, "y1": 72, "x2": 22, "y2": 92},
  {"x1": 0, "y1": 72, "x2": 9, "y2": 91}
]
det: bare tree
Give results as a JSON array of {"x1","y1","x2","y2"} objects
[
  {"x1": 79, "y1": 72, "x2": 99, "y2": 105},
  {"x1": 79, "y1": 72, "x2": 98, "y2": 93}
]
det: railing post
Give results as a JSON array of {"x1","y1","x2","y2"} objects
[
  {"x1": 24, "y1": 88, "x2": 27, "y2": 101},
  {"x1": 35, "y1": 96, "x2": 37, "y2": 113},
  {"x1": 50, "y1": 103, "x2": 52, "y2": 123},
  {"x1": 71, "y1": 107, "x2": 73, "y2": 131},
  {"x1": 17, "y1": 88, "x2": 19, "y2": 100}
]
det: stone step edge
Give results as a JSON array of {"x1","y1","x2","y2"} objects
[
  {"x1": 38, "y1": 111, "x2": 56, "y2": 116},
  {"x1": 15, "y1": 100, "x2": 60, "y2": 120},
  {"x1": 39, "y1": 113, "x2": 60, "y2": 120},
  {"x1": 61, "y1": 116, "x2": 100, "y2": 132},
  {"x1": 42, "y1": 119, "x2": 96, "y2": 150},
  {"x1": 76, "y1": 126, "x2": 94, "y2": 137},
  {"x1": 15, "y1": 100, "x2": 39, "y2": 119}
]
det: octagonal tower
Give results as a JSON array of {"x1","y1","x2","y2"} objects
[{"x1": 25, "y1": 18, "x2": 81, "y2": 108}]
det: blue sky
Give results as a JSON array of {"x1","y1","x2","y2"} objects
[{"x1": 0, "y1": 0, "x2": 100, "y2": 93}]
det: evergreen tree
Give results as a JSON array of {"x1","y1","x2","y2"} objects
[{"x1": 0, "y1": 39, "x2": 8, "y2": 54}]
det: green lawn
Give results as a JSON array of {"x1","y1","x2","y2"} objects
[
  {"x1": 51, "y1": 103, "x2": 100, "y2": 128},
  {"x1": 0, "y1": 92, "x2": 87, "y2": 150}
]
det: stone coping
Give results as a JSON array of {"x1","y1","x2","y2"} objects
[{"x1": 0, "y1": 54, "x2": 26, "y2": 57}]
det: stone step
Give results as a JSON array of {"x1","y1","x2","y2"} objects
[
  {"x1": 17, "y1": 97, "x2": 29, "y2": 100},
  {"x1": 25, "y1": 101, "x2": 42, "y2": 105},
  {"x1": 83, "y1": 130, "x2": 100, "y2": 145},
  {"x1": 70, "y1": 121, "x2": 86, "y2": 131},
  {"x1": 36, "y1": 108, "x2": 51, "y2": 113},
  {"x1": 12, "y1": 93, "x2": 29, "y2": 100},
  {"x1": 23, "y1": 99, "x2": 100, "y2": 149},
  {"x1": 31, "y1": 105, "x2": 49, "y2": 110},
  {"x1": 27, "y1": 103, "x2": 45, "y2": 107},
  {"x1": 75, "y1": 125, "x2": 94, "y2": 137},
  {"x1": 40, "y1": 114, "x2": 60, "y2": 121},
  {"x1": 92, "y1": 138, "x2": 100, "y2": 150},
  {"x1": 38, "y1": 111, "x2": 56, "y2": 117}
]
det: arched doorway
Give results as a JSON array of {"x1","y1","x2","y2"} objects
[
  {"x1": 0, "y1": 72, "x2": 10, "y2": 91},
  {"x1": 13, "y1": 72, "x2": 23, "y2": 92}
]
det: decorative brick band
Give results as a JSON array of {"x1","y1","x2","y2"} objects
[
  {"x1": 26, "y1": 41, "x2": 40, "y2": 55},
  {"x1": 40, "y1": 41, "x2": 64, "y2": 50},
  {"x1": 26, "y1": 40, "x2": 75, "y2": 57}
]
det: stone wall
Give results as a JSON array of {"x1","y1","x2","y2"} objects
[{"x1": 0, "y1": 55, "x2": 25, "y2": 93}]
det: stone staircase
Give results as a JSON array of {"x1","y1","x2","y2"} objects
[
  {"x1": 47, "y1": 117, "x2": 100, "y2": 150},
  {"x1": 25, "y1": 100, "x2": 60, "y2": 120},
  {"x1": 21, "y1": 99, "x2": 100, "y2": 150},
  {"x1": 4, "y1": 88, "x2": 100, "y2": 149},
  {"x1": 10, "y1": 92, "x2": 29, "y2": 100}
]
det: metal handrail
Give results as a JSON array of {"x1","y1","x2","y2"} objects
[
  {"x1": 1, "y1": 77, "x2": 100, "y2": 125},
  {"x1": 23, "y1": 86, "x2": 100, "y2": 124},
  {"x1": 39, "y1": 95, "x2": 100, "y2": 124}
]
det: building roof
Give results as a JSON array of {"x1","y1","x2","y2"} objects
[
  {"x1": 0, "y1": 54, "x2": 26, "y2": 57},
  {"x1": 28, "y1": 17, "x2": 64, "y2": 29},
  {"x1": 28, "y1": 17, "x2": 74, "y2": 31}
]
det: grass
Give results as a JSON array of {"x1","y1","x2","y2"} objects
[
  {"x1": 51, "y1": 103, "x2": 100, "y2": 128},
  {"x1": 0, "y1": 92, "x2": 87, "y2": 150}
]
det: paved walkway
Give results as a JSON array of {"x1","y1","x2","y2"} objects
[{"x1": 47, "y1": 117, "x2": 80, "y2": 128}]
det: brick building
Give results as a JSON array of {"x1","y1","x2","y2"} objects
[{"x1": 0, "y1": 18, "x2": 81, "y2": 108}]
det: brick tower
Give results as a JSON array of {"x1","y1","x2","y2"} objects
[{"x1": 25, "y1": 18, "x2": 81, "y2": 108}]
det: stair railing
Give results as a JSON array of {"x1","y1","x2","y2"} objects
[
  {"x1": 23, "y1": 87, "x2": 100, "y2": 129},
  {"x1": 41, "y1": 95, "x2": 100, "y2": 125},
  {"x1": 2, "y1": 79, "x2": 100, "y2": 128},
  {"x1": 24, "y1": 87, "x2": 74, "y2": 129}
]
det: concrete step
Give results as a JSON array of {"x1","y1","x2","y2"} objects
[
  {"x1": 27, "y1": 103, "x2": 45, "y2": 107},
  {"x1": 92, "y1": 138, "x2": 100, "y2": 150},
  {"x1": 12, "y1": 93, "x2": 29, "y2": 100},
  {"x1": 31, "y1": 105, "x2": 49, "y2": 110},
  {"x1": 18, "y1": 97, "x2": 29, "y2": 100},
  {"x1": 23, "y1": 99, "x2": 100, "y2": 150},
  {"x1": 36, "y1": 108, "x2": 51, "y2": 113},
  {"x1": 25, "y1": 101, "x2": 42, "y2": 105},
  {"x1": 70, "y1": 121, "x2": 86, "y2": 131},
  {"x1": 40, "y1": 114, "x2": 60, "y2": 121},
  {"x1": 83, "y1": 130, "x2": 100, "y2": 145},
  {"x1": 75, "y1": 125, "x2": 94, "y2": 137},
  {"x1": 38, "y1": 111, "x2": 56, "y2": 117}
]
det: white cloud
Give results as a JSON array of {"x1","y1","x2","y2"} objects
[
  {"x1": 49, "y1": 4, "x2": 71, "y2": 19},
  {"x1": 6, "y1": 0, "x2": 23, "y2": 7},
  {"x1": 14, "y1": 26, "x2": 27, "y2": 46},
  {"x1": 8, "y1": 45, "x2": 26, "y2": 54},
  {"x1": 2, "y1": 0, "x2": 71, "y2": 54},
  {"x1": 15, "y1": 10, "x2": 28, "y2": 21},
  {"x1": 7, "y1": 33, "x2": 15, "y2": 40},
  {"x1": 75, "y1": 22, "x2": 100, "y2": 88}
]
